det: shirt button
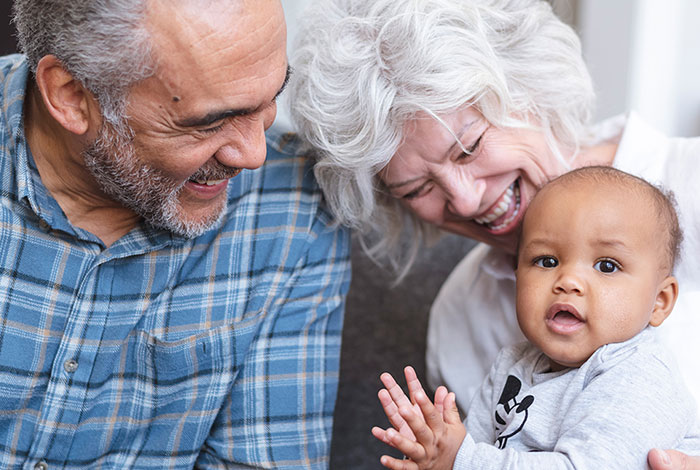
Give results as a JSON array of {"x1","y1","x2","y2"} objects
[
  {"x1": 38, "y1": 220, "x2": 50, "y2": 231},
  {"x1": 34, "y1": 461, "x2": 48, "y2": 470},
  {"x1": 64, "y1": 359, "x2": 78, "y2": 373}
]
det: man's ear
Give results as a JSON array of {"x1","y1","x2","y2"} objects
[
  {"x1": 649, "y1": 275, "x2": 679, "y2": 327},
  {"x1": 34, "y1": 55, "x2": 98, "y2": 136}
]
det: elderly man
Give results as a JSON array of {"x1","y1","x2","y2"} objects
[{"x1": 0, "y1": 0, "x2": 350, "y2": 468}]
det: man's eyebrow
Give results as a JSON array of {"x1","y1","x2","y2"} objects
[
  {"x1": 276, "y1": 65, "x2": 292, "y2": 99},
  {"x1": 175, "y1": 65, "x2": 291, "y2": 128}
]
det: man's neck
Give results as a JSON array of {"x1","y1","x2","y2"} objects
[{"x1": 23, "y1": 84, "x2": 140, "y2": 247}]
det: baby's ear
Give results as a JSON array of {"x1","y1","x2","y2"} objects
[{"x1": 649, "y1": 275, "x2": 679, "y2": 327}]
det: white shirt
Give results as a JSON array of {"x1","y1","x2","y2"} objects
[{"x1": 426, "y1": 113, "x2": 700, "y2": 412}]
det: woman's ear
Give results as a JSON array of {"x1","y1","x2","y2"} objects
[
  {"x1": 649, "y1": 275, "x2": 679, "y2": 327},
  {"x1": 34, "y1": 55, "x2": 98, "y2": 136}
]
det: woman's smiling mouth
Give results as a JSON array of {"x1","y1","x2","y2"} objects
[{"x1": 473, "y1": 178, "x2": 522, "y2": 231}]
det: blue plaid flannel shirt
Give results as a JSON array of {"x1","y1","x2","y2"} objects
[{"x1": 0, "y1": 54, "x2": 351, "y2": 469}]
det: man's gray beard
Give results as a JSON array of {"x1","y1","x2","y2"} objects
[{"x1": 82, "y1": 119, "x2": 226, "y2": 239}]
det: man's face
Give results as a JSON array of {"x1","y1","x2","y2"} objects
[
  {"x1": 84, "y1": 0, "x2": 288, "y2": 237},
  {"x1": 515, "y1": 181, "x2": 670, "y2": 370}
]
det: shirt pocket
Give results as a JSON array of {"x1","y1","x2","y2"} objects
[{"x1": 131, "y1": 324, "x2": 240, "y2": 418}]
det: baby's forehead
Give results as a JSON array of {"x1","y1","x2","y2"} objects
[
  {"x1": 524, "y1": 173, "x2": 674, "y2": 266},
  {"x1": 532, "y1": 176, "x2": 654, "y2": 226}
]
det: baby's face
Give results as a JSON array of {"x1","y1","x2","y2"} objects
[{"x1": 515, "y1": 181, "x2": 670, "y2": 370}]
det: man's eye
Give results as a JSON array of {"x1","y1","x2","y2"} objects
[
  {"x1": 200, "y1": 122, "x2": 225, "y2": 134},
  {"x1": 594, "y1": 259, "x2": 620, "y2": 273},
  {"x1": 534, "y1": 256, "x2": 558, "y2": 268}
]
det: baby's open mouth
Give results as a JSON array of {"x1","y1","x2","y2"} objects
[
  {"x1": 552, "y1": 310, "x2": 582, "y2": 326},
  {"x1": 546, "y1": 303, "x2": 585, "y2": 334}
]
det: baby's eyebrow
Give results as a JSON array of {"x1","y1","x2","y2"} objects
[
  {"x1": 520, "y1": 237, "x2": 552, "y2": 249},
  {"x1": 592, "y1": 238, "x2": 632, "y2": 252}
]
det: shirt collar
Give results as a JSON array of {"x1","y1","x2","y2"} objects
[
  {"x1": 1, "y1": 55, "x2": 183, "y2": 251},
  {"x1": 2, "y1": 55, "x2": 36, "y2": 207}
]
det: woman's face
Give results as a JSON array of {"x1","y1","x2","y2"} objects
[{"x1": 380, "y1": 107, "x2": 567, "y2": 254}]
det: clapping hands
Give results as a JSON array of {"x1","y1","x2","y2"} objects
[{"x1": 371, "y1": 366, "x2": 466, "y2": 470}]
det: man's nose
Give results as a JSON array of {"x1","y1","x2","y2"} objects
[{"x1": 214, "y1": 108, "x2": 275, "y2": 170}]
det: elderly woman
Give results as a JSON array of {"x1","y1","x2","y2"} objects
[{"x1": 289, "y1": 0, "x2": 700, "y2": 467}]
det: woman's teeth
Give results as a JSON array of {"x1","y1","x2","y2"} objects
[{"x1": 474, "y1": 180, "x2": 521, "y2": 230}]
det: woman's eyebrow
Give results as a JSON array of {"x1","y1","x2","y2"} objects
[
  {"x1": 384, "y1": 175, "x2": 424, "y2": 190},
  {"x1": 443, "y1": 118, "x2": 479, "y2": 157},
  {"x1": 384, "y1": 118, "x2": 480, "y2": 189}
]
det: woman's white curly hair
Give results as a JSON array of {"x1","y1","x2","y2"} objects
[{"x1": 289, "y1": 0, "x2": 594, "y2": 279}]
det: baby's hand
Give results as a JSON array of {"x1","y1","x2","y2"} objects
[
  {"x1": 372, "y1": 369, "x2": 424, "y2": 445},
  {"x1": 648, "y1": 449, "x2": 700, "y2": 470},
  {"x1": 372, "y1": 366, "x2": 467, "y2": 470}
]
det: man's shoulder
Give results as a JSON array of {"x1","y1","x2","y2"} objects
[
  {"x1": 220, "y1": 127, "x2": 343, "y2": 236},
  {"x1": 1, "y1": 54, "x2": 30, "y2": 142},
  {"x1": 0, "y1": 54, "x2": 29, "y2": 91},
  {"x1": 0, "y1": 53, "x2": 26, "y2": 71},
  {"x1": 248, "y1": 128, "x2": 329, "y2": 209}
]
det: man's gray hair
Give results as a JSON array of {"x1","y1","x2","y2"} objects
[
  {"x1": 12, "y1": 0, "x2": 154, "y2": 124},
  {"x1": 289, "y1": 0, "x2": 595, "y2": 278}
]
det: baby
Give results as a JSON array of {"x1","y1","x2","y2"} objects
[{"x1": 372, "y1": 166, "x2": 698, "y2": 469}]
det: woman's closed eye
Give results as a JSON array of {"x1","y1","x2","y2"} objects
[
  {"x1": 402, "y1": 181, "x2": 435, "y2": 200},
  {"x1": 456, "y1": 133, "x2": 484, "y2": 162}
]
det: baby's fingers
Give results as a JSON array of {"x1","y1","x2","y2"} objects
[
  {"x1": 411, "y1": 388, "x2": 446, "y2": 437},
  {"x1": 372, "y1": 426, "x2": 393, "y2": 446},
  {"x1": 381, "y1": 372, "x2": 414, "y2": 412},
  {"x1": 385, "y1": 427, "x2": 427, "y2": 462},
  {"x1": 404, "y1": 366, "x2": 425, "y2": 400},
  {"x1": 378, "y1": 388, "x2": 409, "y2": 434},
  {"x1": 434, "y1": 385, "x2": 448, "y2": 416},
  {"x1": 379, "y1": 454, "x2": 419, "y2": 470}
]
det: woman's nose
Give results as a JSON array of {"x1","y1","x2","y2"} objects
[{"x1": 444, "y1": 174, "x2": 486, "y2": 218}]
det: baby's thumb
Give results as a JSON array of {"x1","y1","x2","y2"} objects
[{"x1": 444, "y1": 392, "x2": 461, "y2": 424}]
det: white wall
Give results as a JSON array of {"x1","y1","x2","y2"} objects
[
  {"x1": 577, "y1": 0, "x2": 700, "y2": 136},
  {"x1": 275, "y1": 0, "x2": 313, "y2": 131}
]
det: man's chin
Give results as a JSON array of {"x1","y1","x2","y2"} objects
[{"x1": 145, "y1": 201, "x2": 227, "y2": 239}]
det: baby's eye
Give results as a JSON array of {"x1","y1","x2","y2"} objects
[
  {"x1": 534, "y1": 256, "x2": 558, "y2": 268},
  {"x1": 594, "y1": 259, "x2": 620, "y2": 273}
]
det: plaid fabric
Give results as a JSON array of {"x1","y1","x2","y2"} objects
[{"x1": 0, "y1": 54, "x2": 351, "y2": 469}]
